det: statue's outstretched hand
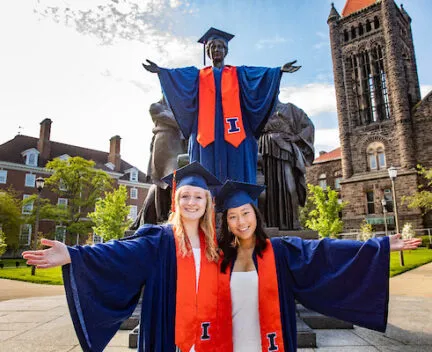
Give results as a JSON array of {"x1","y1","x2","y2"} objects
[
  {"x1": 389, "y1": 234, "x2": 422, "y2": 252},
  {"x1": 281, "y1": 60, "x2": 301, "y2": 73},
  {"x1": 142, "y1": 59, "x2": 160, "y2": 73},
  {"x1": 22, "y1": 239, "x2": 71, "y2": 268}
]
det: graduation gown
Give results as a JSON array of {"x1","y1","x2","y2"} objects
[
  {"x1": 229, "y1": 236, "x2": 390, "y2": 352},
  {"x1": 158, "y1": 66, "x2": 282, "y2": 183},
  {"x1": 62, "y1": 224, "x2": 180, "y2": 352}
]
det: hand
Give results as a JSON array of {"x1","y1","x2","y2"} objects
[
  {"x1": 22, "y1": 239, "x2": 71, "y2": 268},
  {"x1": 281, "y1": 60, "x2": 301, "y2": 73},
  {"x1": 389, "y1": 234, "x2": 422, "y2": 252},
  {"x1": 142, "y1": 59, "x2": 160, "y2": 73}
]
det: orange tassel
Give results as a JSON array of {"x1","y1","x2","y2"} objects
[{"x1": 171, "y1": 170, "x2": 177, "y2": 213}]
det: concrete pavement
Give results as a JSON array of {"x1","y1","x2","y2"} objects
[{"x1": 0, "y1": 263, "x2": 431, "y2": 351}]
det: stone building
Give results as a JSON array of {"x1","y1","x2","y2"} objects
[
  {"x1": 0, "y1": 118, "x2": 150, "y2": 249},
  {"x1": 308, "y1": 0, "x2": 432, "y2": 231}
]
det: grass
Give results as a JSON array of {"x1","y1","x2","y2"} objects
[
  {"x1": 389, "y1": 247, "x2": 432, "y2": 277},
  {"x1": 1, "y1": 248, "x2": 431, "y2": 285},
  {"x1": 0, "y1": 260, "x2": 63, "y2": 285}
]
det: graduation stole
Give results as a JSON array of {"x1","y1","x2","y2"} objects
[
  {"x1": 197, "y1": 66, "x2": 246, "y2": 148},
  {"x1": 174, "y1": 228, "x2": 219, "y2": 352},
  {"x1": 217, "y1": 239, "x2": 285, "y2": 352}
]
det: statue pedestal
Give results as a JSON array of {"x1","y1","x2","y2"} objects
[{"x1": 266, "y1": 227, "x2": 319, "y2": 240}]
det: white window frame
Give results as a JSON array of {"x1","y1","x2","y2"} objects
[
  {"x1": 55, "y1": 226, "x2": 67, "y2": 243},
  {"x1": 26, "y1": 152, "x2": 38, "y2": 166},
  {"x1": 59, "y1": 179, "x2": 67, "y2": 192},
  {"x1": 25, "y1": 173, "x2": 36, "y2": 187},
  {"x1": 130, "y1": 188, "x2": 138, "y2": 199},
  {"x1": 318, "y1": 173, "x2": 327, "y2": 189},
  {"x1": 93, "y1": 233, "x2": 103, "y2": 244},
  {"x1": 22, "y1": 194, "x2": 34, "y2": 214},
  {"x1": 57, "y1": 198, "x2": 68, "y2": 208},
  {"x1": 128, "y1": 205, "x2": 138, "y2": 220},
  {"x1": 19, "y1": 224, "x2": 32, "y2": 246},
  {"x1": 335, "y1": 177, "x2": 342, "y2": 190},
  {"x1": 130, "y1": 170, "x2": 138, "y2": 182},
  {"x1": 0, "y1": 170, "x2": 7, "y2": 184}
]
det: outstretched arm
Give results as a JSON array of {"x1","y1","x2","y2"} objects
[
  {"x1": 22, "y1": 239, "x2": 71, "y2": 268},
  {"x1": 142, "y1": 59, "x2": 160, "y2": 73},
  {"x1": 281, "y1": 60, "x2": 301, "y2": 73},
  {"x1": 389, "y1": 234, "x2": 422, "y2": 252}
]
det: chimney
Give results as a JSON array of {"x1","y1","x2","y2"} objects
[
  {"x1": 37, "y1": 118, "x2": 52, "y2": 160},
  {"x1": 319, "y1": 151, "x2": 327, "y2": 156},
  {"x1": 108, "y1": 135, "x2": 121, "y2": 172}
]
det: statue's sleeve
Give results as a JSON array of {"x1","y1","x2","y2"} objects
[
  {"x1": 158, "y1": 66, "x2": 200, "y2": 139},
  {"x1": 273, "y1": 236, "x2": 390, "y2": 332},
  {"x1": 237, "y1": 66, "x2": 282, "y2": 138},
  {"x1": 62, "y1": 225, "x2": 165, "y2": 351}
]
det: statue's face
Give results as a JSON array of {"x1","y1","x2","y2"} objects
[{"x1": 208, "y1": 39, "x2": 227, "y2": 63}]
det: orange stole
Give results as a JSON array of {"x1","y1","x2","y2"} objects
[
  {"x1": 174, "y1": 228, "x2": 219, "y2": 352},
  {"x1": 197, "y1": 66, "x2": 246, "y2": 148},
  {"x1": 216, "y1": 239, "x2": 285, "y2": 352}
]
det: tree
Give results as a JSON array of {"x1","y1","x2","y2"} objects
[
  {"x1": 304, "y1": 184, "x2": 346, "y2": 238},
  {"x1": 0, "y1": 188, "x2": 23, "y2": 250},
  {"x1": 358, "y1": 219, "x2": 373, "y2": 242},
  {"x1": 404, "y1": 165, "x2": 432, "y2": 213},
  {"x1": 0, "y1": 230, "x2": 7, "y2": 256},
  {"x1": 88, "y1": 185, "x2": 132, "y2": 241},
  {"x1": 42, "y1": 156, "x2": 113, "y2": 242}
]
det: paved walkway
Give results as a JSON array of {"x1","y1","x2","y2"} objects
[{"x1": 0, "y1": 263, "x2": 431, "y2": 351}]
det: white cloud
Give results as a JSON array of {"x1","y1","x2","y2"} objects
[
  {"x1": 255, "y1": 35, "x2": 288, "y2": 50},
  {"x1": 314, "y1": 129, "x2": 340, "y2": 153},
  {"x1": 421, "y1": 84, "x2": 432, "y2": 98},
  {"x1": 279, "y1": 83, "x2": 337, "y2": 116}
]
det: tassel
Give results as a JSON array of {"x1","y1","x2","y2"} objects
[{"x1": 171, "y1": 170, "x2": 177, "y2": 213}]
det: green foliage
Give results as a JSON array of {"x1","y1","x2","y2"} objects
[
  {"x1": 0, "y1": 229, "x2": 7, "y2": 256},
  {"x1": 389, "y1": 247, "x2": 432, "y2": 277},
  {"x1": 305, "y1": 184, "x2": 346, "y2": 238},
  {"x1": 0, "y1": 188, "x2": 23, "y2": 250},
  {"x1": 404, "y1": 165, "x2": 432, "y2": 213},
  {"x1": 299, "y1": 196, "x2": 315, "y2": 229},
  {"x1": 88, "y1": 185, "x2": 132, "y2": 241},
  {"x1": 41, "y1": 156, "x2": 113, "y2": 240},
  {"x1": 358, "y1": 219, "x2": 373, "y2": 241}
]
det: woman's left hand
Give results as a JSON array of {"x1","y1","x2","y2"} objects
[{"x1": 389, "y1": 234, "x2": 422, "y2": 252}]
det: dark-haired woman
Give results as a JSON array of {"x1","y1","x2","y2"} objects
[{"x1": 216, "y1": 180, "x2": 421, "y2": 352}]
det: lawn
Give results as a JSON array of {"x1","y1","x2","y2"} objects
[
  {"x1": 0, "y1": 259, "x2": 63, "y2": 285},
  {"x1": 1, "y1": 248, "x2": 431, "y2": 285},
  {"x1": 389, "y1": 247, "x2": 432, "y2": 277}
]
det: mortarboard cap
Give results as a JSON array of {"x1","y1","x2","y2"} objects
[
  {"x1": 197, "y1": 27, "x2": 234, "y2": 65},
  {"x1": 216, "y1": 180, "x2": 265, "y2": 212},
  {"x1": 162, "y1": 161, "x2": 222, "y2": 191}
]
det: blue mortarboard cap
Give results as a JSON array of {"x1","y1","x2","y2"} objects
[
  {"x1": 197, "y1": 27, "x2": 234, "y2": 65},
  {"x1": 161, "y1": 161, "x2": 222, "y2": 191},
  {"x1": 216, "y1": 180, "x2": 265, "y2": 212}
]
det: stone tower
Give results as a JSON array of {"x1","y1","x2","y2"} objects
[{"x1": 326, "y1": 0, "x2": 427, "y2": 230}]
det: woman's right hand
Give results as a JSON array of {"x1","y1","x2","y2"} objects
[{"x1": 22, "y1": 239, "x2": 71, "y2": 268}]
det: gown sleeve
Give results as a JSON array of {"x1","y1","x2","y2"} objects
[
  {"x1": 236, "y1": 66, "x2": 282, "y2": 137},
  {"x1": 273, "y1": 236, "x2": 390, "y2": 332},
  {"x1": 158, "y1": 66, "x2": 200, "y2": 139},
  {"x1": 62, "y1": 225, "x2": 165, "y2": 352}
]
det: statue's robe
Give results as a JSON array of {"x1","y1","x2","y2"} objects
[{"x1": 158, "y1": 66, "x2": 282, "y2": 183}]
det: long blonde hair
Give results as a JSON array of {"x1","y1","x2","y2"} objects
[{"x1": 167, "y1": 187, "x2": 219, "y2": 262}]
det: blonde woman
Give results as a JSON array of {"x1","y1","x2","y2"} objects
[{"x1": 23, "y1": 162, "x2": 222, "y2": 352}]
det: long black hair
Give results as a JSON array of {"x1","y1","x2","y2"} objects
[{"x1": 218, "y1": 203, "x2": 268, "y2": 273}]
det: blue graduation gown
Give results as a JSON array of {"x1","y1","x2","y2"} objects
[
  {"x1": 270, "y1": 236, "x2": 390, "y2": 352},
  {"x1": 158, "y1": 66, "x2": 282, "y2": 183},
  {"x1": 62, "y1": 224, "x2": 178, "y2": 352}
]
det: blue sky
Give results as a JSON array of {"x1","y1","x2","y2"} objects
[{"x1": 0, "y1": 0, "x2": 431, "y2": 172}]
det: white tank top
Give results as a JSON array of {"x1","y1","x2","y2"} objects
[{"x1": 231, "y1": 271, "x2": 261, "y2": 352}]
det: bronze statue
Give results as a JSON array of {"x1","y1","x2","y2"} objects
[
  {"x1": 131, "y1": 97, "x2": 187, "y2": 228},
  {"x1": 259, "y1": 101, "x2": 315, "y2": 230}
]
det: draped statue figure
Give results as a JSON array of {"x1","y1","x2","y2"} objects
[{"x1": 259, "y1": 101, "x2": 315, "y2": 230}]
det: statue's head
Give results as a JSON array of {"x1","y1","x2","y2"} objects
[{"x1": 198, "y1": 27, "x2": 234, "y2": 66}]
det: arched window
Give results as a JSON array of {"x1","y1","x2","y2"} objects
[
  {"x1": 367, "y1": 142, "x2": 386, "y2": 170},
  {"x1": 318, "y1": 173, "x2": 327, "y2": 189},
  {"x1": 359, "y1": 23, "x2": 364, "y2": 36},
  {"x1": 351, "y1": 26, "x2": 357, "y2": 39},
  {"x1": 374, "y1": 16, "x2": 380, "y2": 29},
  {"x1": 334, "y1": 171, "x2": 342, "y2": 190},
  {"x1": 366, "y1": 19, "x2": 372, "y2": 32},
  {"x1": 344, "y1": 29, "x2": 349, "y2": 42}
]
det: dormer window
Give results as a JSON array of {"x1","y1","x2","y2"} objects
[
  {"x1": 58, "y1": 154, "x2": 71, "y2": 161},
  {"x1": 130, "y1": 170, "x2": 138, "y2": 182},
  {"x1": 21, "y1": 148, "x2": 39, "y2": 167},
  {"x1": 105, "y1": 162, "x2": 115, "y2": 171}
]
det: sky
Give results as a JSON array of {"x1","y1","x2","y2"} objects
[{"x1": 1, "y1": 0, "x2": 431, "y2": 173}]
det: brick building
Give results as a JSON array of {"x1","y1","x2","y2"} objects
[
  {"x1": 0, "y1": 118, "x2": 150, "y2": 249},
  {"x1": 307, "y1": 0, "x2": 432, "y2": 231}
]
